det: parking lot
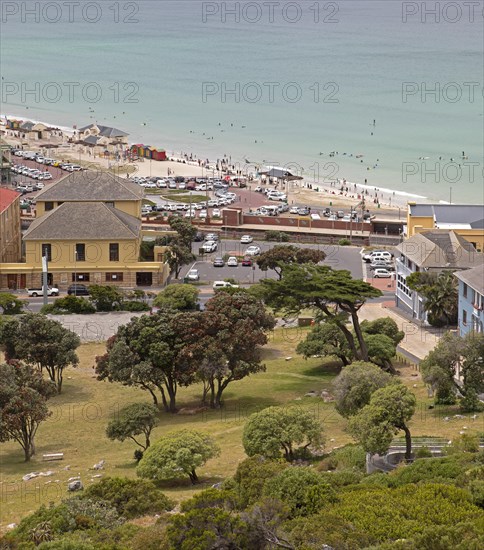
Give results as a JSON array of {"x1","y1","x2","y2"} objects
[{"x1": 183, "y1": 238, "x2": 365, "y2": 286}]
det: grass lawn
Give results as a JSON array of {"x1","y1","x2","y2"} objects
[{"x1": 0, "y1": 328, "x2": 480, "y2": 529}]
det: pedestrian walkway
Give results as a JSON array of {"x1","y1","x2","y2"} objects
[{"x1": 359, "y1": 302, "x2": 441, "y2": 361}]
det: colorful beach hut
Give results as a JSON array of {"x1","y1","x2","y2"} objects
[{"x1": 151, "y1": 148, "x2": 167, "y2": 161}]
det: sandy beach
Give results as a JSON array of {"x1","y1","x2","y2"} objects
[{"x1": 1, "y1": 116, "x2": 410, "y2": 215}]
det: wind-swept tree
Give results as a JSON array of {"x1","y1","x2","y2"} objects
[
  {"x1": 349, "y1": 384, "x2": 416, "y2": 460},
  {"x1": 106, "y1": 402, "x2": 158, "y2": 451},
  {"x1": 0, "y1": 362, "x2": 56, "y2": 461},
  {"x1": 95, "y1": 309, "x2": 196, "y2": 412},
  {"x1": 0, "y1": 313, "x2": 80, "y2": 393},
  {"x1": 178, "y1": 292, "x2": 275, "y2": 408},
  {"x1": 260, "y1": 264, "x2": 381, "y2": 361},
  {"x1": 256, "y1": 245, "x2": 326, "y2": 280},
  {"x1": 332, "y1": 361, "x2": 393, "y2": 418}
]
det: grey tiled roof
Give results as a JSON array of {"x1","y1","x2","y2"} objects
[
  {"x1": 455, "y1": 264, "x2": 484, "y2": 294},
  {"x1": 397, "y1": 230, "x2": 484, "y2": 269},
  {"x1": 24, "y1": 202, "x2": 141, "y2": 240},
  {"x1": 36, "y1": 171, "x2": 144, "y2": 201},
  {"x1": 409, "y1": 204, "x2": 484, "y2": 227},
  {"x1": 83, "y1": 135, "x2": 102, "y2": 145},
  {"x1": 78, "y1": 124, "x2": 129, "y2": 137}
]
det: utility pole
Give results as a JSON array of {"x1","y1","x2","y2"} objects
[{"x1": 42, "y1": 246, "x2": 49, "y2": 307}]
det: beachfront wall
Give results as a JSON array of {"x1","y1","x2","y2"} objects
[{"x1": 241, "y1": 214, "x2": 373, "y2": 233}]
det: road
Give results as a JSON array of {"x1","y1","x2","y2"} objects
[{"x1": 18, "y1": 240, "x2": 365, "y2": 312}]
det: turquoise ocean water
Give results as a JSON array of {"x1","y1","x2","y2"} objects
[{"x1": 0, "y1": 0, "x2": 482, "y2": 202}]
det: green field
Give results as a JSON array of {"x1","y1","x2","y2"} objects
[{"x1": 0, "y1": 327, "x2": 478, "y2": 530}]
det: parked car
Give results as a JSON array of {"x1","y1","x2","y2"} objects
[
  {"x1": 202, "y1": 241, "x2": 218, "y2": 253},
  {"x1": 297, "y1": 208, "x2": 310, "y2": 216},
  {"x1": 323, "y1": 207, "x2": 331, "y2": 217},
  {"x1": 363, "y1": 250, "x2": 393, "y2": 263},
  {"x1": 67, "y1": 284, "x2": 90, "y2": 296},
  {"x1": 27, "y1": 286, "x2": 59, "y2": 297},
  {"x1": 213, "y1": 257, "x2": 225, "y2": 267},
  {"x1": 213, "y1": 281, "x2": 239, "y2": 290},
  {"x1": 337, "y1": 210, "x2": 345, "y2": 218},
  {"x1": 373, "y1": 268, "x2": 392, "y2": 278},
  {"x1": 289, "y1": 206, "x2": 299, "y2": 214},
  {"x1": 227, "y1": 256, "x2": 238, "y2": 267},
  {"x1": 240, "y1": 235, "x2": 253, "y2": 244},
  {"x1": 186, "y1": 269, "x2": 200, "y2": 281},
  {"x1": 212, "y1": 208, "x2": 221, "y2": 218},
  {"x1": 205, "y1": 233, "x2": 219, "y2": 241},
  {"x1": 241, "y1": 256, "x2": 253, "y2": 266},
  {"x1": 245, "y1": 245, "x2": 261, "y2": 256},
  {"x1": 193, "y1": 232, "x2": 205, "y2": 242}
]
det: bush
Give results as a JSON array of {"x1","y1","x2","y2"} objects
[
  {"x1": 263, "y1": 467, "x2": 338, "y2": 517},
  {"x1": 446, "y1": 434, "x2": 480, "y2": 455},
  {"x1": 88, "y1": 285, "x2": 124, "y2": 312},
  {"x1": 81, "y1": 477, "x2": 173, "y2": 519},
  {"x1": 234, "y1": 456, "x2": 288, "y2": 508},
  {"x1": 41, "y1": 295, "x2": 96, "y2": 315},
  {"x1": 265, "y1": 230, "x2": 289, "y2": 242},
  {"x1": 121, "y1": 301, "x2": 150, "y2": 312},
  {"x1": 0, "y1": 292, "x2": 24, "y2": 314},
  {"x1": 415, "y1": 446, "x2": 433, "y2": 458},
  {"x1": 323, "y1": 445, "x2": 367, "y2": 472},
  {"x1": 338, "y1": 238, "x2": 351, "y2": 246}
]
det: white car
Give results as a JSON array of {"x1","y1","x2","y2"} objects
[
  {"x1": 213, "y1": 281, "x2": 239, "y2": 290},
  {"x1": 373, "y1": 268, "x2": 392, "y2": 278},
  {"x1": 199, "y1": 210, "x2": 207, "y2": 218},
  {"x1": 227, "y1": 256, "x2": 238, "y2": 267},
  {"x1": 245, "y1": 245, "x2": 261, "y2": 256},
  {"x1": 212, "y1": 208, "x2": 221, "y2": 218},
  {"x1": 40, "y1": 172, "x2": 53, "y2": 180},
  {"x1": 240, "y1": 235, "x2": 253, "y2": 244},
  {"x1": 187, "y1": 269, "x2": 200, "y2": 281},
  {"x1": 141, "y1": 205, "x2": 152, "y2": 215},
  {"x1": 289, "y1": 206, "x2": 300, "y2": 214},
  {"x1": 168, "y1": 182, "x2": 177, "y2": 189},
  {"x1": 202, "y1": 240, "x2": 218, "y2": 253}
]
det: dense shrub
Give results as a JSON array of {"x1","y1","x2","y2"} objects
[
  {"x1": 41, "y1": 296, "x2": 96, "y2": 315},
  {"x1": 263, "y1": 467, "x2": 338, "y2": 517},
  {"x1": 338, "y1": 238, "x2": 351, "y2": 246},
  {"x1": 323, "y1": 444, "x2": 367, "y2": 472},
  {"x1": 120, "y1": 301, "x2": 150, "y2": 312},
  {"x1": 81, "y1": 478, "x2": 173, "y2": 518},
  {"x1": 265, "y1": 230, "x2": 289, "y2": 242},
  {"x1": 234, "y1": 455, "x2": 288, "y2": 507}
]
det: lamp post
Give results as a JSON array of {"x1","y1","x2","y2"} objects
[{"x1": 74, "y1": 249, "x2": 77, "y2": 296}]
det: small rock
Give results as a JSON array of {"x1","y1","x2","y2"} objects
[
  {"x1": 93, "y1": 459, "x2": 105, "y2": 470},
  {"x1": 413, "y1": 384, "x2": 417, "y2": 388},
  {"x1": 68, "y1": 480, "x2": 83, "y2": 492},
  {"x1": 463, "y1": 426, "x2": 468, "y2": 430},
  {"x1": 285, "y1": 356, "x2": 292, "y2": 361},
  {"x1": 6, "y1": 524, "x2": 16, "y2": 530}
]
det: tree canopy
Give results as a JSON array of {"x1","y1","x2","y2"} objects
[
  {"x1": 243, "y1": 406, "x2": 324, "y2": 461},
  {"x1": 0, "y1": 362, "x2": 56, "y2": 461},
  {"x1": 332, "y1": 361, "x2": 393, "y2": 418},
  {"x1": 349, "y1": 383, "x2": 416, "y2": 460},
  {"x1": 420, "y1": 331, "x2": 484, "y2": 411},
  {"x1": 256, "y1": 245, "x2": 326, "y2": 279},
  {"x1": 106, "y1": 402, "x2": 158, "y2": 451},
  {"x1": 153, "y1": 284, "x2": 199, "y2": 311},
  {"x1": 0, "y1": 313, "x2": 80, "y2": 393},
  {"x1": 407, "y1": 270, "x2": 458, "y2": 326},
  {"x1": 179, "y1": 292, "x2": 275, "y2": 408},
  {"x1": 137, "y1": 429, "x2": 220, "y2": 484},
  {"x1": 0, "y1": 292, "x2": 24, "y2": 315},
  {"x1": 157, "y1": 217, "x2": 197, "y2": 278},
  {"x1": 260, "y1": 264, "x2": 381, "y2": 362},
  {"x1": 95, "y1": 309, "x2": 195, "y2": 412}
]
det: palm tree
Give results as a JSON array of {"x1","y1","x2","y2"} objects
[{"x1": 423, "y1": 271, "x2": 458, "y2": 326}]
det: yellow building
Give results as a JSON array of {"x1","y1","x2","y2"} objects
[
  {"x1": 0, "y1": 188, "x2": 22, "y2": 267},
  {"x1": 0, "y1": 171, "x2": 169, "y2": 290},
  {"x1": 407, "y1": 203, "x2": 484, "y2": 251}
]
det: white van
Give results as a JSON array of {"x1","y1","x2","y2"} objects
[{"x1": 363, "y1": 250, "x2": 392, "y2": 263}]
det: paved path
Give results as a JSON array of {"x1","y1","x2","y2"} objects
[{"x1": 47, "y1": 312, "x2": 145, "y2": 342}]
